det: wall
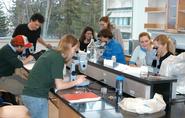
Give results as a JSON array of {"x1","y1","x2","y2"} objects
[{"x1": 132, "y1": 0, "x2": 147, "y2": 40}]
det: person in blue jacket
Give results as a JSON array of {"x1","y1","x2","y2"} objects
[{"x1": 97, "y1": 29, "x2": 126, "y2": 64}]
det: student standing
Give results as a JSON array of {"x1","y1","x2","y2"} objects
[
  {"x1": 12, "y1": 13, "x2": 52, "y2": 56},
  {"x1": 99, "y1": 16, "x2": 123, "y2": 48},
  {"x1": 21, "y1": 34, "x2": 86, "y2": 118}
]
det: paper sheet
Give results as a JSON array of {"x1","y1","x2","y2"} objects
[{"x1": 24, "y1": 62, "x2": 35, "y2": 70}]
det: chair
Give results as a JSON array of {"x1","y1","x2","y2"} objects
[{"x1": 0, "y1": 89, "x2": 30, "y2": 117}]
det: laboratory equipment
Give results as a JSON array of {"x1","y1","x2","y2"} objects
[{"x1": 70, "y1": 51, "x2": 90, "y2": 86}]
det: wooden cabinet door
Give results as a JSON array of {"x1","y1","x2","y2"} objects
[
  {"x1": 48, "y1": 99, "x2": 59, "y2": 118},
  {"x1": 59, "y1": 100, "x2": 81, "y2": 118}
]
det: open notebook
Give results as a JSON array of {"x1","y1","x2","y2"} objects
[
  {"x1": 62, "y1": 92, "x2": 101, "y2": 103},
  {"x1": 24, "y1": 62, "x2": 35, "y2": 71}
]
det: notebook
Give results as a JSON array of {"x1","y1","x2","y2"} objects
[
  {"x1": 24, "y1": 62, "x2": 35, "y2": 70},
  {"x1": 62, "y1": 92, "x2": 101, "y2": 103}
]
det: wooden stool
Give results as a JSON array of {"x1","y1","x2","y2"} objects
[{"x1": 0, "y1": 105, "x2": 30, "y2": 118}]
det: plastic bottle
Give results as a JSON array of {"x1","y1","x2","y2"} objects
[
  {"x1": 115, "y1": 75, "x2": 124, "y2": 112},
  {"x1": 111, "y1": 56, "x2": 116, "y2": 67},
  {"x1": 116, "y1": 76, "x2": 124, "y2": 96}
]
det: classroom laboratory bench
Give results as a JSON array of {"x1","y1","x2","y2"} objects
[
  {"x1": 48, "y1": 78, "x2": 185, "y2": 118},
  {"x1": 81, "y1": 61, "x2": 177, "y2": 103},
  {"x1": 48, "y1": 80, "x2": 167, "y2": 118}
]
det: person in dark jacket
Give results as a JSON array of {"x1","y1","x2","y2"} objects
[
  {"x1": 79, "y1": 26, "x2": 95, "y2": 51},
  {"x1": 0, "y1": 35, "x2": 33, "y2": 96}
]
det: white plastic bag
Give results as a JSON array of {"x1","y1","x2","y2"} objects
[
  {"x1": 159, "y1": 52, "x2": 185, "y2": 94},
  {"x1": 119, "y1": 93, "x2": 166, "y2": 114},
  {"x1": 159, "y1": 52, "x2": 185, "y2": 76}
]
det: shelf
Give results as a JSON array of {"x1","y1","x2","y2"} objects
[
  {"x1": 145, "y1": 0, "x2": 185, "y2": 33},
  {"x1": 178, "y1": 27, "x2": 185, "y2": 32},
  {"x1": 145, "y1": 7, "x2": 166, "y2": 13},
  {"x1": 169, "y1": 17, "x2": 176, "y2": 19},
  {"x1": 178, "y1": 29, "x2": 185, "y2": 33},
  {"x1": 179, "y1": 10, "x2": 185, "y2": 13},
  {"x1": 144, "y1": 23, "x2": 166, "y2": 30},
  {"x1": 166, "y1": 29, "x2": 178, "y2": 33}
]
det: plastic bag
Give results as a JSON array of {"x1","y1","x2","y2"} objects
[
  {"x1": 159, "y1": 52, "x2": 185, "y2": 94},
  {"x1": 159, "y1": 52, "x2": 185, "y2": 76},
  {"x1": 119, "y1": 93, "x2": 166, "y2": 114}
]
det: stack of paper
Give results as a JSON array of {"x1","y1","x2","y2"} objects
[
  {"x1": 62, "y1": 92, "x2": 101, "y2": 103},
  {"x1": 114, "y1": 63, "x2": 142, "y2": 77}
]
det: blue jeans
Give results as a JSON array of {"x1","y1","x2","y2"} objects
[{"x1": 21, "y1": 95, "x2": 48, "y2": 118}]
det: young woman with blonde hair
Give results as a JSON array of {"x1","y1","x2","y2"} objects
[
  {"x1": 129, "y1": 32, "x2": 156, "y2": 67},
  {"x1": 21, "y1": 34, "x2": 86, "y2": 118},
  {"x1": 152, "y1": 34, "x2": 175, "y2": 69}
]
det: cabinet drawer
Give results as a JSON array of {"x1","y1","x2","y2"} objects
[
  {"x1": 101, "y1": 70, "x2": 117, "y2": 88},
  {"x1": 123, "y1": 78, "x2": 151, "y2": 99}
]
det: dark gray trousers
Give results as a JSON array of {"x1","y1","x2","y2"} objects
[{"x1": 0, "y1": 75, "x2": 26, "y2": 95}]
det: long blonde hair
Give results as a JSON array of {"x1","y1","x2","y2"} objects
[
  {"x1": 155, "y1": 34, "x2": 175, "y2": 55},
  {"x1": 55, "y1": 34, "x2": 79, "y2": 63}
]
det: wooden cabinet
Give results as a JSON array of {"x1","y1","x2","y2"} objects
[
  {"x1": 48, "y1": 99, "x2": 59, "y2": 118},
  {"x1": 145, "y1": 0, "x2": 185, "y2": 33},
  {"x1": 166, "y1": 0, "x2": 177, "y2": 32},
  {"x1": 177, "y1": 0, "x2": 185, "y2": 32},
  {"x1": 48, "y1": 92, "x2": 59, "y2": 118},
  {"x1": 144, "y1": 0, "x2": 167, "y2": 30},
  {"x1": 58, "y1": 99, "x2": 81, "y2": 118},
  {"x1": 48, "y1": 92, "x2": 82, "y2": 118}
]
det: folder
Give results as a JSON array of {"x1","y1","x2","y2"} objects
[{"x1": 62, "y1": 92, "x2": 101, "y2": 103}]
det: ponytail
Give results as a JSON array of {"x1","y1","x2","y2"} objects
[
  {"x1": 167, "y1": 37, "x2": 176, "y2": 55},
  {"x1": 154, "y1": 34, "x2": 176, "y2": 55}
]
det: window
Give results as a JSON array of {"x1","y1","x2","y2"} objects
[
  {"x1": 0, "y1": 0, "x2": 102, "y2": 39},
  {"x1": 122, "y1": 32, "x2": 131, "y2": 39},
  {"x1": 110, "y1": 17, "x2": 131, "y2": 26}
]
